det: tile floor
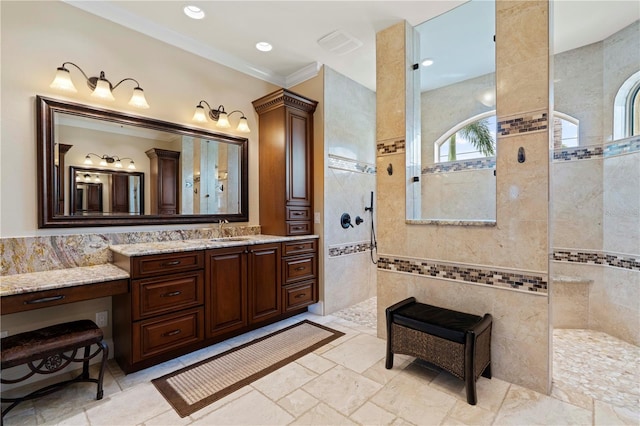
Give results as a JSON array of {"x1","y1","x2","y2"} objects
[{"x1": 2, "y1": 298, "x2": 639, "y2": 425}]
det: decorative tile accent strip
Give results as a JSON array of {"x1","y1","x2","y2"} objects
[
  {"x1": 552, "y1": 249, "x2": 640, "y2": 271},
  {"x1": 328, "y1": 241, "x2": 374, "y2": 257},
  {"x1": 422, "y1": 157, "x2": 495, "y2": 174},
  {"x1": 553, "y1": 136, "x2": 640, "y2": 162},
  {"x1": 553, "y1": 144, "x2": 604, "y2": 161},
  {"x1": 328, "y1": 154, "x2": 376, "y2": 174},
  {"x1": 377, "y1": 256, "x2": 548, "y2": 293},
  {"x1": 0, "y1": 226, "x2": 261, "y2": 275},
  {"x1": 497, "y1": 110, "x2": 548, "y2": 137},
  {"x1": 377, "y1": 138, "x2": 405, "y2": 155}
]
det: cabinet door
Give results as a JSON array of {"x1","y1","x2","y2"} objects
[
  {"x1": 206, "y1": 246, "x2": 247, "y2": 337},
  {"x1": 248, "y1": 243, "x2": 282, "y2": 324},
  {"x1": 286, "y1": 108, "x2": 312, "y2": 206}
]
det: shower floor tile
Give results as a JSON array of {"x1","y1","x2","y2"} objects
[{"x1": 553, "y1": 328, "x2": 640, "y2": 410}]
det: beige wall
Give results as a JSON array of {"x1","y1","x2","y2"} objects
[
  {"x1": 0, "y1": 0, "x2": 278, "y2": 237},
  {"x1": 375, "y1": 0, "x2": 551, "y2": 394}
]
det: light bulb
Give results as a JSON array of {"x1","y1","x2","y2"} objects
[
  {"x1": 216, "y1": 111, "x2": 231, "y2": 129},
  {"x1": 128, "y1": 87, "x2": 150, "y2": 109},
  {"x1": 50, "y1": 67, "x2": 77, "y2": 92},
  {"x1": 84, "y1": 155, "x2": 93, "y2": 165},
  {"x1": 91, "y1": 79, "x2": 115, "y2": 101},
  {"x1": 192, "y1": 105, "x2": 208, "y2": 123},
  {"x1": 237, "y1": 117, "x2": 251, "y2": 133}
]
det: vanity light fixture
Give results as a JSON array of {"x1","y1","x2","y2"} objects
[
  {"x1": 192, "y1": 100, "x2": 251, "y2": 133},
  {"x1": 50, "y1": 62, "x2": 150, "y2": 109},
  {"x1": 84, "y1": 153, "x2": 136, "y2": 169}
]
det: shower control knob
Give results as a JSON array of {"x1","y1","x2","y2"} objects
[
  {"x1": 355, "y1": 216, "x2": 364, "y2": 225},
  {"x1": 340, "y1": 213, "x2": 354, "y2": 229}
]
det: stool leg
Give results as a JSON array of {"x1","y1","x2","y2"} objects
[
  {"x1": 385, "y1": 310, "x2": 394, "y2": 370},
  {"x1": 82, "y1": 345, "x2": 91, "y2": 379},
  {"x1": 482, "y1": 362, "x2": 492, "y2": 379},
  {"x1": 96, "y1": 340, "x2": 108, "y2": 400}
]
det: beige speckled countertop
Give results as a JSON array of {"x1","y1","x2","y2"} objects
[
  {"x1": 0, "y1": 264, "x2": 130, "y2": 297},
  {"x1": 1, "y1": 235, "x2": 319, "y2": 298},
  {"x1": 109, "y1": 234, "x2": 319, "y2": 257}
]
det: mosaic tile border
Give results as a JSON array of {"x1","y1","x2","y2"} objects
[
  {"x1": 422, "y1": 157, "x2": 496, "y2": 174},
  {"x1": 552, "y1": 249, "x2": 640, "y2": 271},
  {"x1": 327, "y1": 154, "x2": 376, "y2": 175},
  {"x1": 328, "y1": 241, "x2": 374, "y2": 257},
  {"x1": 553, "y1": 136, "x2": 640, "y2": 162},
  {"x1": 497, "y1": 110, "x2": 548, "y2": 137},
  {"x1": 377, "y1": 138, "x2": 406, "y2": 155},
  {"x1": 377, "y1": 255, "x2": 548, "y2": 294}
]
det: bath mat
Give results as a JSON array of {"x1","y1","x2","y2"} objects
[{"x1": 152, "y1": 320, "x2": 344, "y2": 417}]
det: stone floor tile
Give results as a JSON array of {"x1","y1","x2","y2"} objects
[
  {"x1": 593, "y1": 399, "x2": 640, "y2": 425},
  {"x1": 322, "y1": 333, "x2": 386, "y2": 373},
  {"x1": 251, "y1": 362, "x2": 317, "y2": 401},
  {"x1": 290, "y1": 402, "x2": 356, "y2": 425},
  {"x1": 140, "y1": 408, "x2": 192, "y2": 426},
  {"x1": 493, "y1": 384, "x2": 592, "y2": 425},
  {"x1": 295, "y1": 352, "x2": 336, "y2": 374},
  {"x1": 190, "y1": 389, "x2": 294, "y2": 425},
  {"x1": 444, "y1": 400, "x2": 497, "y2": 425},
  {"x1": 302, "y1": 365, "x2": 382, "y2": 416},
  {"x1": 349, "y1": 401, "x2": 397, "y2": 425},
  {"x1": 550, "y1": 382, "x2": 594, "y2": 411},
  {"x1": 277, "y1": 389, "x2": 320, "y2": 417}
]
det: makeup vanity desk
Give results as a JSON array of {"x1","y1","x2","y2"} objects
[{"x1": 0, "y1": 264, "x2": 129, "y2": 315}]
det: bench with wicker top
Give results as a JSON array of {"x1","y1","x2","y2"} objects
[
  {"x1": 385, "y1": 297, "x2": 493, "y2": 405},
  {"x1": 0, "y1": 320, "x2": 108, "y2": 423}
]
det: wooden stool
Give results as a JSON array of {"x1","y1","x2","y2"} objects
[
  {"x1": 385, "y1": 297, "x2": 492, "y2": 405},
  {"x1": 1, "y1": 320, "x2": 108, "y2": 423}
]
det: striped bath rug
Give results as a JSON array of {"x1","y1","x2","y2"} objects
[{"x1": 152, "y1": 320, "x2": 344, "y2": 417}]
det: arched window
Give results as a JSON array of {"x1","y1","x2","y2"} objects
[
  {"x1": 434, "y1": 111, "x2": 496, "y2": 163},
  {"x1": 613, "y1": 70, "x2": 640, "y2": 140}
]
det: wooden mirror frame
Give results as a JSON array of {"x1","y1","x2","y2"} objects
[{"x1": 37, "y1": 95, "x2": 249, "y2": 228}]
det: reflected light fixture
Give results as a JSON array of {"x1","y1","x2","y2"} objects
[
  {"x1": 50, "y1": 62, "x2": 150, "y2": 109},
  {"x1": 192, "y1": 100, "x2": 251, "y2": 133},
  {"x1": 84, "y1": 153, "x2": 136, "y2": 169}
]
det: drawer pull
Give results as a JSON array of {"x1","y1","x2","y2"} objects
[
  {"x1": 161, "y1": 291, "x2": 182, "y2": 297},
  {"x1": 293, "y1": 226, "x2": 303, "y2": 230},
  {"x1": 163, "y1": 260, "x2": 181, "y2": 266},
  {"x1": 294, "y1": 266, "x2": 306, "y2": 271},
  {"x1": 294, "y1": 293, "x2": 307, "y2": 299},
  {"x1": 164, "y1": 329, "x2": 182, "y2": 337},
  {"x1": 293, "y1": 212, "x2": 303, "y2": 215},
  {"x1": 294, "y1": 245, "x2": 305, "y2": 250},
  {"x1": 25, "y1": 295, "x2": 65, "y2": 304}
]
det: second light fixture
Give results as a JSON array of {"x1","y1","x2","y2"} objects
[{"x1": 192, "y1": 100, "x2": 250, "y2": 133}]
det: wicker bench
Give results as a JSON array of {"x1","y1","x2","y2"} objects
[
  {"x1": 1, "y1": 320, "x2": 108, "y2": 422},
  {"x1": 385, "y1": 297, "x2": 492, "y2": 405}
]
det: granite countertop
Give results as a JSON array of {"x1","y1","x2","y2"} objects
[
  {"x1": 109, "y1": 234, "x2": 319, "y2": 257},
  {"x1": 0, "y1": 264, "x2": 130, "y2": 297}
]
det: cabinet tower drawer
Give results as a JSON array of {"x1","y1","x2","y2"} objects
[
  {"x1": 283, "y1": 255, "x2": 317, "y2": 284},
  {"x1": 282, "y1": 239, "x2": 316, "y2": 257},
  {"x1": 133, "y1": 308, "x2": 204, "y2": 362},
  {"x1": 132, "y1": 271, "x2": 204, "y2": 320},
  {"x1": 283, "y1": 281, "x2": 316, "y2": 312},
  {"x1": 132, "y1": 251, "x2": 204, "y2": 278}
]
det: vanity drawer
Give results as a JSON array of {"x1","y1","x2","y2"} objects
[
  {"x1": 132, "y1": 271, "x2": 204, "y2": 320},
  {"x1": 286, "y1": 221, "x2": 311, "y2": 235},
  {"x1": 283, "y1": 281, "x2": 316, "y2": 312},
  {"x1": 283, "y1": 239, "x2": 317, "y2": 257},
  {"x1": 286, "y1": 206, "x2": 311, "y2": 221},
  {"x1": 283, "y1": 254, "x2": 317, "y2": 284},
  {"x1": 131, "y1": 251, "x2": 204, "y2": 278},
  {"x1": 133, "y1": 307, "x2": 204, "y2": 362}
]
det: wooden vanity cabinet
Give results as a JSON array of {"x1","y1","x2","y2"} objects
[
  {"x1": 145, "y1": 148, "x2": 180, "y2": 215},
  {"x1": 113, "y1": 251, "x2": 206, "y2": 373},
  {"x1": 282, "y1": 239, "x2": 318, "y2": 312},
  {"x1": 253, "y1": 89, "x2": 317, "y2": 236},
  {"x1": 112, "y1": 238, "x2": 318, "y2": 373}
]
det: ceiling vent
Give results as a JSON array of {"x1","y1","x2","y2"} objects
[{"x1": 317, "y1": 30, "x2": 363, "y2": 55}]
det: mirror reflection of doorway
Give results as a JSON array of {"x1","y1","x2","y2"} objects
[{"x1": 74, "y1": 183, "x2": 103, "y2": 214}]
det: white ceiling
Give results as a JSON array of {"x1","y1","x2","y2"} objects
[{"x1": 65, "y1": 1, "x2": 639, "y2": 92}]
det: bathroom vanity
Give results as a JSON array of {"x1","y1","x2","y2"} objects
[{"x1": 110, "y1": 235, "x2": 318, "y2": 373}]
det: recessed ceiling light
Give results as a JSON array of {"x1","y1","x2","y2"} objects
[
  {"x1": 422, "y1": 58, "x2": 434, "y2": 67},
  {"x1": 256, "y1": 42, "x2": 273, "y2": 52},
  {"x1": 183, "y1": 5, "x2": 205, "y2": 20}
]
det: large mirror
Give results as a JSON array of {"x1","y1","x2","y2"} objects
[
  {"x1": 37, "y1": 96, "x2": 248, "y2": 227},
  {"x1": 410, "y1": 0, "x2": 497, "y2": 223}
]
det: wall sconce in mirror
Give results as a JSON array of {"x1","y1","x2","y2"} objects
[
  {"x1": 84, "y1": 153, "x2": 136, "y2": 169},
  {"x1": 192, "y1": 100, "x2": 250, "y2": 133},
  {"x1": 50, "y1": 62, "x2": 150, "y2": 109}
]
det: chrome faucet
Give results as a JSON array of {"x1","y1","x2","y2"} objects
[{"x1": 218, "y1": 219, "x2": 229, "y2": 237}]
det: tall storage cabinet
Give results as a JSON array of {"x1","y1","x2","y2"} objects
[
  {"x1": 252, "y1": 89, "x2": 318, "y2": 236},
  {"x1": 145, "y1": 148, "x2": 180, "y2": 215}
]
